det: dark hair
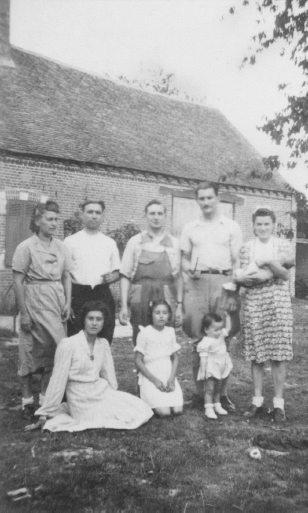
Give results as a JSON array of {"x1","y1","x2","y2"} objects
[
  {"x1": 148, "y1": 299, "x2": 172, "y2": 324},
  {"x1": 195, "y1": 181, "x2": 219, "y2": 198},
  {"x1": 81, "y1": 200, "x2": 105, "y2": 212},
  {"x1": 79, "y1": 300, "x2": 110, "y2": 330},
  {"x1": 252, "y1": 208, "x2": 276, "y2": 224},
  {"x1": 201, "y1": 312, "x2": 223, "y2": 334},
  {"x1": 29, "y1": 200, "x2": 60, "y2": 234},
  {"x1": 144, "y1": 199, "x2": 167, "y2": 214}
]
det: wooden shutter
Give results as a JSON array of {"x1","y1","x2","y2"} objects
[{"x1": 5, "y1": 200, "x2": 37, "y2": 267}]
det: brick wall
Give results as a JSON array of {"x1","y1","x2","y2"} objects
[{"x1": 0, "y1": 153, "x2": 295, "y2": 313}]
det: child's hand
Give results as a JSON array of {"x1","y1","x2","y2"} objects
[
  {"x1": 166, "y1": 379, "x2": 175, "y2": 392},
  {"x1": 153, "y1": 378, "x2": 166, "y2": 392}
]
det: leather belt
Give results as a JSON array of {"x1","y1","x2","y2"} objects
[{"x1": 200, "y1": 269, "x2": 231, "y2": 276}]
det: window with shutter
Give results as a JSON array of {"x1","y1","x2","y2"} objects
[{"x1": 5, "y1": 199, "x2": 37, "y2": 266}]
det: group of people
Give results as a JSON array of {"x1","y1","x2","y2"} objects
[{"x1": 12, "y1": 180, "x2": 294, "y2": 432}]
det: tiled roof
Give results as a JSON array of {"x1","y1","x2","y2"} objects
[{"x1": 0, "y1": 47, "x2": 285, "y2": 190}]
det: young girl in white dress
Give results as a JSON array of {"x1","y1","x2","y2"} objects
[
  {"x1": 134, "y1": 299, "x2": 183, "y2": 417},
  {"x1": 197, "y1": 312, "x2": 233, "y2": 420}
]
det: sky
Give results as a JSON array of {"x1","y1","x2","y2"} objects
[{"x1": 10, "y1": 0, "x2": 308, "y2": 195}]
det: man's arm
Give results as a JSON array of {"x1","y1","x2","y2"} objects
[{"x1": 119, "y1": 275, "x2": 131, "y2": 325}]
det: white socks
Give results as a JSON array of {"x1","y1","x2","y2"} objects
[
  {"x1": 251, "y1": 397, "x2": 284, "y2": 410},
  {"x1": 205, "y1": 403, "x2": 228, "y2": 419},
  {"x1": 39, "y1": 393, "x2": 45, "y2": 407},
  {"x1": 252, "y1": 396, "x2": 264, "y2": 408},
  {"x1": 22, "y1": 396, "x2": 34, "y2": 409},
  {"x1": 273, "y1": 397, "x2": 284, "y2": 410}
]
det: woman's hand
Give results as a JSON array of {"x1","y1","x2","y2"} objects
[
  {"x1": 61, "y1": 302, "x2": 71, "y2": 322},
  {"x1": 153, "y1": 378, "x2": 166, "y2": 392},
  {"x1": 24, "y1": 418, "x2": 46, "y2": 431},
  {"x1": 166, "y1": 379, "x2": 175, "y2": 392},
  {"x1": 119, "y1": 306, "x2": 128, "y2": 325},
  {"x1": 20, "y1": 312, "x2": 32, "y2": 332}
]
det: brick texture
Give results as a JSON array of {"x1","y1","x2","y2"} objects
[{"x1": 0, "y1": 154, "x2": 295, "y2": 313}]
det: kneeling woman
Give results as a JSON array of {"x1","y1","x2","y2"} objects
[{"x1": 27, "y1": 301, "x2": 153, "y2": 432}]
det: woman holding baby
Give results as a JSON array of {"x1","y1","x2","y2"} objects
[{"x1": 236, "y1": 208, "x2": 294, "y2": 422}]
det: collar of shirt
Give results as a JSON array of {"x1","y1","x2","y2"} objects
[
  {"x1": 141, "y1": 231, "x2": 173, "y2": 247},
  {"x1": 33, "y1": 234, "x2": 57, "y2": 255}
]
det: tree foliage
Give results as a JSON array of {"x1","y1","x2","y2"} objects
[
  {"x1": 230, "y1": 1, "x2": 308, "y2": 236},
  {"x1": 231, "y1": 0, "x2": 308, "y2": 170}
]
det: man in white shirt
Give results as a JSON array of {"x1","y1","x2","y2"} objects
[
  {"x1": 180, "y1": 181, "x2": 243, "y2": 410},
  {"x1": 64, "y1": 200, "x2": 120, "y2": 344}
]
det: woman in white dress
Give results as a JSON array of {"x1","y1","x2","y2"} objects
[
  {"x1": 25, "y1": 300, "x2": 153, "y2": 432},
  {"x1": 134, "y1": 300, "x2": 183, "y2": 417}
]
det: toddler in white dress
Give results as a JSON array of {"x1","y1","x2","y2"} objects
[
  {"x1": 134, "y1": 299, "x2": 183, "y2": 417},
  {"x1": 197, "y1": 312, "x2": 233, "y2": 420}
]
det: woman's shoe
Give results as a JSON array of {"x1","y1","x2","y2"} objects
[
  {"x1": 273, "y1": 408, "x2": 286, "y2": 423},
  {"x1": 214, "y1": 403, "x2": 228, "y2": 415},
  {"x1": 243, "y1": 404, "x2": 263, "y2": 418}
]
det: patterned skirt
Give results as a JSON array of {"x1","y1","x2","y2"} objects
[{"x1": 241, "y1": 279, "x2": 293, "y2": 363}]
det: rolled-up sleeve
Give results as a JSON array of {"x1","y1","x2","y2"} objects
[{"x1": 120, "y1": 236, "x2": 136, "y2": 279}]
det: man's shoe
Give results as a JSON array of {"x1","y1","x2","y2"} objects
[
  {"x1": 22, "y1": 404, "x2": 35, "y2": 421},
  {"x1": 273, "y1": 407, "x2": 286, "y2": 423},
  {"x1": 243, "y1": 404, "x2": 263, "y2": 418},
  {"x1": 220, "y1": 395, "x2": 236, "y2": 413}
]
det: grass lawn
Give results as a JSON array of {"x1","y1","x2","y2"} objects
[{"x1": 1, "y1": 299, "x2": 308, "y2": 512}]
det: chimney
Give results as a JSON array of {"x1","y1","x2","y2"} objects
[{"x1": 0, "y1": 0, "x2": 15, "y2": 67}]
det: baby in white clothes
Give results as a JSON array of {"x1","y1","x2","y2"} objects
[
  {"x1": 223, "y1": 237, "x2": 291, "y2": 291},
  {"x1": 197, "y1": 312, "x2": 233, "y2": 420}
]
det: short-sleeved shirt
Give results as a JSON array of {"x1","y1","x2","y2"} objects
[
  {"x1": 12, "y1": 234, "x2": 73, "y2": 281},
  {"x1": 180, "y1": 215, "x2": 243, "y2": 271},
  {"x1": 64, "y1": 230, "x2": 120, "y2": 288},
  {"x1": 120, "y1": 231, "x2": 180, "y2": 280},
  {"x1": 134, "y1": 325, "x2": 181, "y2": 364}
]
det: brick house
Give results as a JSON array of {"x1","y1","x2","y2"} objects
[{"x1": 0, "y1": 1, "x2": 295, "y2": 313}]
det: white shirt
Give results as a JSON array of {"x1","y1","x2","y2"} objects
[
  {"x1": 64, "y1": 230, "x2": 120, "y2": 288},
  {"x1": 180, "y1": 215, "x2": 243, "y2": 271}
]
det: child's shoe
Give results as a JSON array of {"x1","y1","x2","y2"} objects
[
  {"x1": 214, "y1": 402, "x2": 228, "y2": 415},
  {"x1": 204, "y1": 404, "x2": 217, "y2": 420}
]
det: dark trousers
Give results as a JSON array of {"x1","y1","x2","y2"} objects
[{"x1": 67, "y1": 283, "x2": 115, "y2": 344}]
